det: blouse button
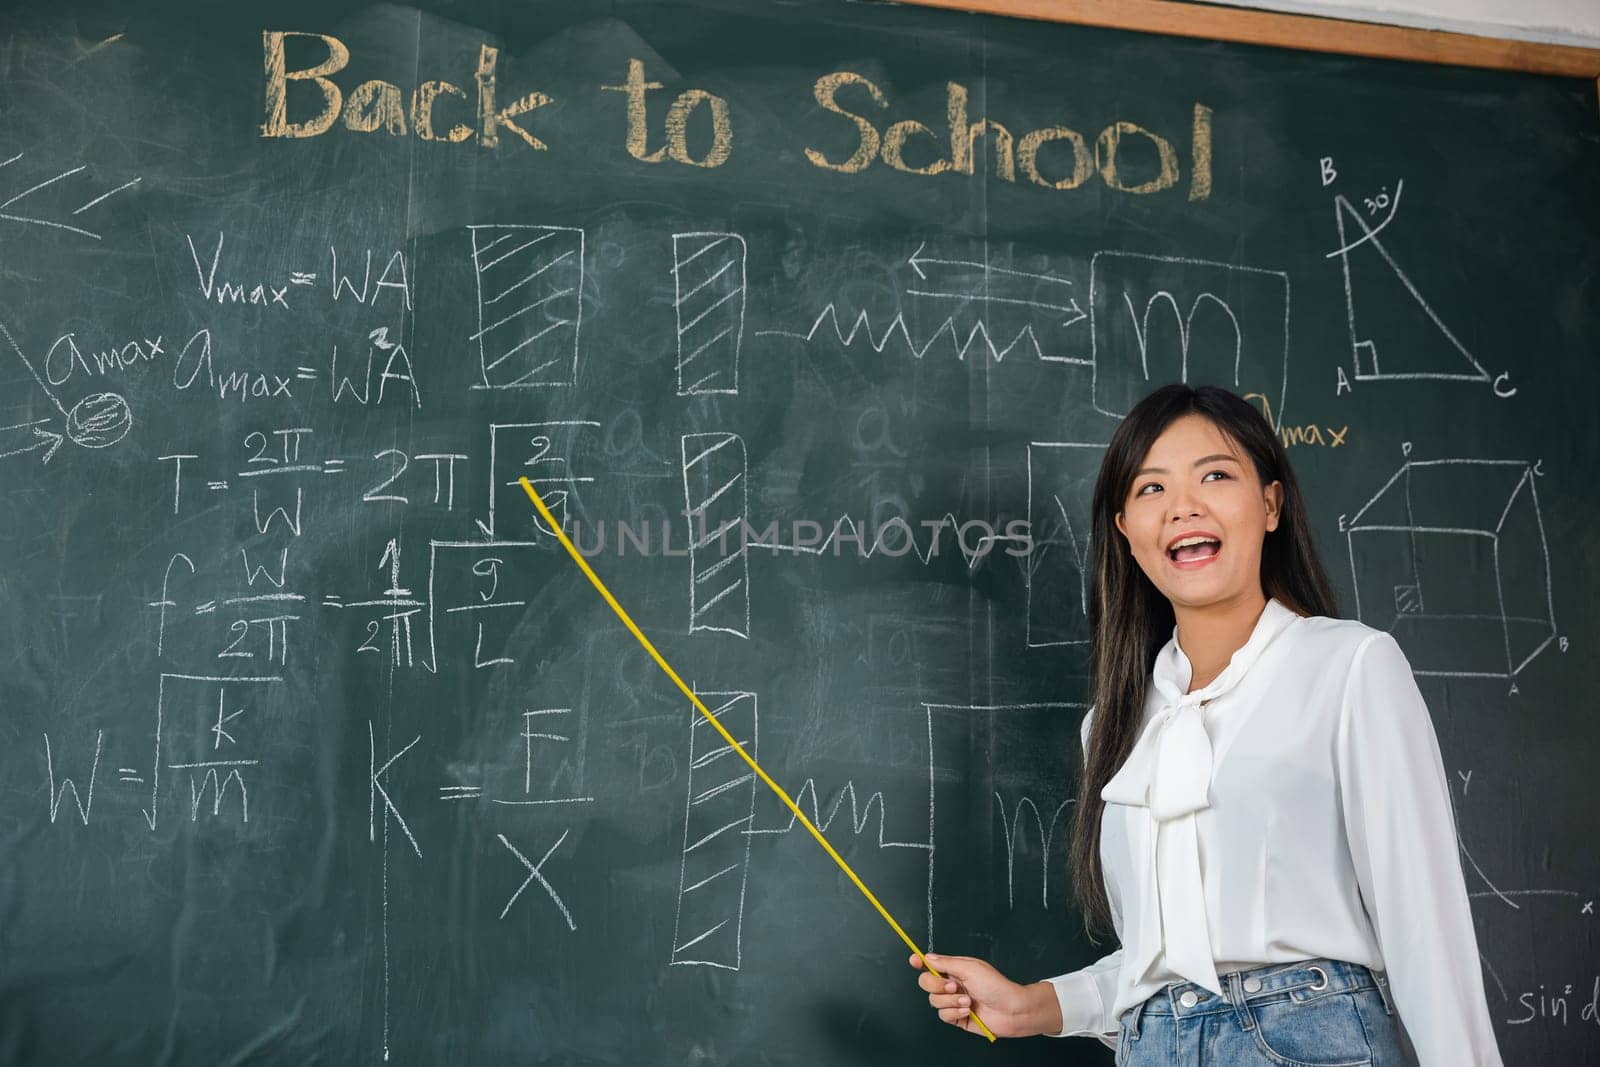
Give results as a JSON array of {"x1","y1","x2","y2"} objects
[
  {"x1": 1243, "y1": 976, "x2": 1263, "y2": 994},
  {"x1": 1179, "y1": 991, "x2": 1199, "y2": 1008}
]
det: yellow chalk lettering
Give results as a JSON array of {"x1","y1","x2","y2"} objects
[
  {"x1": 881, "y1": 119, "x2": 948, "y2": 175},
  {"x1": 804, "y1": 72, "x2": 886, "y2": 174},
  {"x1": 600, "y1": 59, "x2": 667, "y2": 163},
  {"x1": 343, "y1": 80, "x2": 408, "y2": 135},
  {"x1": 260, "y1": 30, "x2": 349, "y2": 139},
  {"x1": 665, "y1": 89, "x2": 732, "y2": 168},
  {"x1": 1018, "y1": 126, "x2": 1091, "y2": 190},
  {"x1": 476, "y1": 45, "x2": 551, "y2": 150},
  {"x1": 1095, "y1": 120, "x2": 1179, "y2": 195},
  {"x1": 494, "y1": 90, "x2": 553, "y2": 149},
  {"x1": 1189, "y1": 103, "x2": 1213, "y2": 201},
  {"x1": 945, "y1": 83, "x2": 1014, "y2": 182},
  {"x1": 947, "y1": 82, "x2": 972, "y2": 173},
  {"x1": 967, "y1": 119, "x2": 1015, "y2": 182},
  {"x1": 411, "y1": 80, "x2": 472, "y2": 142}
]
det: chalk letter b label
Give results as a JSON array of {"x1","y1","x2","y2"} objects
[{"x1": 261, "y1": 31, "x2": 350, "y2": 139}]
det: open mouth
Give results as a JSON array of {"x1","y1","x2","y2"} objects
[{"x1": 1167, "y1": 537, "x2": 1222, "y2": 565}]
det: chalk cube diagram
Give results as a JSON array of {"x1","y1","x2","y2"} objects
[{"x1": 1345, "y1": 459, "x2": 1557, "y2": 680}]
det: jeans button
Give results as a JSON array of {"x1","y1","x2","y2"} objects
[
  {"x1": 1179, "y1": 991, "x2": 1199, "y2": 1008},
  {"x1": 1243, "y1": 976, "x2": 1263, "y2": 994}
]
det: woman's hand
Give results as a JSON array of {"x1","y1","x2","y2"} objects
[{"x1": 908, "y1": 952, "x2": 1063, "y2": 1038}]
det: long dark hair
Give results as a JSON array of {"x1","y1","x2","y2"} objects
[{"x1": 1068, "y1": 383, "x2": 1340, "y2": 938}]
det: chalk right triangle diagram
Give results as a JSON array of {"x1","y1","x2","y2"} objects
[{"x1": 1333, "y1": 195, "x2": 1489, "y2": 382}]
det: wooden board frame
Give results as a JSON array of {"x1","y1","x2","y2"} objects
[{"x1": 898, "y1": 0, "x2": 1600, "y2": 106}]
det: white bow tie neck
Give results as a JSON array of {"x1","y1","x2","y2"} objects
[{"x1": 1100, "y1": 598, "x2": 1302, "y2": 998}]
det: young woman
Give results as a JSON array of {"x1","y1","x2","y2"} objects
[{"x1": 910, "y1": 384, "x2": 1503, "y2": 1065}]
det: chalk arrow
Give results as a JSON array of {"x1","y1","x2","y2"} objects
[
  {"x1": 906, "y1": 243, "x2": 1085, "y2": 326},
  {"x1": 907, "y1": 288, "x2": 1088, "y2": 328},
  {"x1": 907, "y1": 241, "x2": 1073, "y2": 288},
  {"x1": 0, "y1": 419, "x2": 64, "y2": 463},
  {"x1": 31, "y1": 424, "x2": 64, "y2": 462}
]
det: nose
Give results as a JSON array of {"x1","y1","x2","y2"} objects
[{"x1": 1168, "y1": 481, "x2": 1204, "y2": 522}]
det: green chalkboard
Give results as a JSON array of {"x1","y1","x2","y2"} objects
[{"x1": 0, "y1": 0, "x2": 1596, "y2": 1063}]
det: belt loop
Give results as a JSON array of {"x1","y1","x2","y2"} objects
[
  {"x1": 1372, "y1": 970, "x2": 1396, "y2": 1017},
  {"x1": 1226, "y1": 970, "x2": 1258, "y2": 1032}
]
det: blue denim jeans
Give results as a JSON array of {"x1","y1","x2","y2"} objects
[{"x1": 1115, "y1": 957, "x2": 1417, "y2": 1066}]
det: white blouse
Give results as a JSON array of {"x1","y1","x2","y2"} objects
[{"x1": 1045, "y1": 597, "x2": 1503, "y2": 1065}]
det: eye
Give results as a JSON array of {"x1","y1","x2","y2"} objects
[
  {"x1": 1203, "y1": 469, "x2": 1231, "y2": 482},
  {"x1": 1135, "y1": 481, "x2": 1161, "y2": 496}
]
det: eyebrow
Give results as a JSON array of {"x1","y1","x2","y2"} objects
[{"x1": 1133, "y1": 453, "x2": 1241, "y2": 477}]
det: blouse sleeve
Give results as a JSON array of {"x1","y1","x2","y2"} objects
[
  {"x1": 1042, "y1": 707, "x2": 1123, "y2": 1049},
  {"x1": 1044, "y1": 949, "x2": 1123, "y2": 1046},
  {"x1": 1335, "y1": 632, "x2": 1504, "y2": 1066}
]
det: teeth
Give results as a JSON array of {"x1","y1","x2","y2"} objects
[{"x1": 1169, "y1": 535, "x2": 1219, "y2": 550}]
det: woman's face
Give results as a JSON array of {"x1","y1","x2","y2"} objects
[{"x1": 1114, "y1": 414, "x2": 1283, "y2": 611}]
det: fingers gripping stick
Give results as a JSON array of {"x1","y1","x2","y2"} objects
[{"x1": 518, "y1": 478, "x2": 997, "y2": 1043}]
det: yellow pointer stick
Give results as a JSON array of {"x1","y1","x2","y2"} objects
[{"x1": 519, "y1": 478, "x2": 997, "y2": 1042}]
